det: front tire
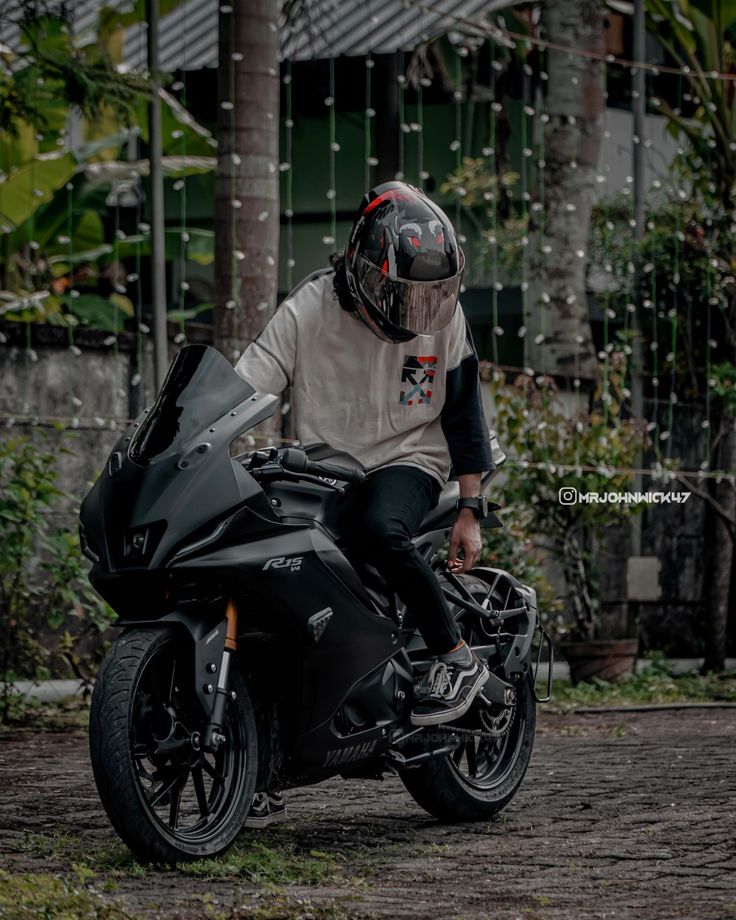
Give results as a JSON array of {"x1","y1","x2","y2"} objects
[{"x1": 90, "y1": 628, "x2": 257, "y2": 863}]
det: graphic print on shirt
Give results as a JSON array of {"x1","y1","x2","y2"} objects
[{"x1": 400, "y1": 355, "x2": 438, "y2": 406}]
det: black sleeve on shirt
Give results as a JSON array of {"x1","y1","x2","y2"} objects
[{"x1": 440, "y1": 322, "x2": 494, "y2": 475}]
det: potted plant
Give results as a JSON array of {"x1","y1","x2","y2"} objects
[{"x1": 484, "y1": 353, "x2": 649, "y2": 683}]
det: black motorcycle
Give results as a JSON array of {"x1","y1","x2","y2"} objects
[{"x1": 80, "y1": 344, "x2": 552, "y2": 863}]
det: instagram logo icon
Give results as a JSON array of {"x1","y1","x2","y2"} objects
[{"x1": 558, "y1": 487, "x2": 578, "y2": 505}]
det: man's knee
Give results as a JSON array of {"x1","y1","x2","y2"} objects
[{"x1": 355, "y1": 510, "x2": 412, "y2": 558}]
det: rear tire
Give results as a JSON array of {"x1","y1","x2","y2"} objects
[
  {"x1": 401, "y1": 674, "x2": 536, "y2": 823},
  {"x1": 90, "y1": 628, "x2": 257, "y2": 863},
  {"x1": 401, "y1": 572, "x2": 536, "y2": 824}
]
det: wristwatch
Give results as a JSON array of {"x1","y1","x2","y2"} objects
[{"x1": 456, "y1": 496, "x2": 488, "y2": 519}]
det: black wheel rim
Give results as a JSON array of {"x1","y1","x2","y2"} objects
[
  {"x1": 447, "y1": 696, "x2": 527, "y2": 792},
  {"x1": 130, "y1": 637, "x2": 249, "y2": 847}
]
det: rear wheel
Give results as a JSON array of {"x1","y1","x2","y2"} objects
[
  {"x1": 400, "y1": 671, "x2": 535, "y2": 822},
  {"x1": 400, "y1": 573, "x2": 536, "y2": 822},
  {"x1": 89, "y1": 628, "x2": 257, "y2": 863}
]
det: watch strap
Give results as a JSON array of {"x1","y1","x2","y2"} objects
[{"x1": 457, "y1": 496, "x2": 487, "y2": 518}]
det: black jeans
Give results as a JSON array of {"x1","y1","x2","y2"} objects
[{"x1": 341, "y1": 465, "x2": 462, "y2": 655}]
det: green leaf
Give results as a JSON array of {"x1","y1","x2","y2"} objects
[
  {"x1": 117, "y1": 227, "x2": 215, "y2": 266},
  {"x1": 166, "y1": 227, "x2": 214, "y2": 265},
  {"x1": 167, "y1": 302, "x2": 212, "y2": 323},
  {"x1": 690, "y1": 0, "x2": 736, "y2": 30},
  {"x1": 75, "y1": 129, "x2": 132, "y2": 162},
  {"x1": 68, "y1": 208, "x2": 105, "y2": 251},
  {"x1": 0, "y1": 151, "x2": 75, "y2": 232},
  {"x1": 48, "y1": 244, "x2": 114, "y2": 266},
  {"x1": 110, "y1": 293, "x2": 134, "y2": 318},
  {"x1": 59, "y1": 293, "x2": 128, "y2": 332},
  {"x1": 4, "y1": 170, "x2": 106, "y2": 255},
  {"x1": 80, "y1": 155, "x2": 215, "y2": 187}
]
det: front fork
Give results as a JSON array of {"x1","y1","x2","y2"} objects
[{"x1": 202, "y1": 599, "x2": 238, "y2": 752}]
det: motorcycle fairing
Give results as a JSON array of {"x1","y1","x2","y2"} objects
[
  {"x1": 80, "y1": 345, "x2": 278, "y2": 573},
  {"x1": 286, "y1": 650, "x2": 415, "y2": 780},
  {"x1": 172, "y1": 524, "x2": 401, "y2": 747}
]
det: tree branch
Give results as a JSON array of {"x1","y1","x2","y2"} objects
[{"x1": 674, "y1": 473, "x2": 736, "y2": 537}]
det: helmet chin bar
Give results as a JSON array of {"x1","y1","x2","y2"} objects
[{"x1": 354, "y1": 300, "x2": 417, "y2": 344}]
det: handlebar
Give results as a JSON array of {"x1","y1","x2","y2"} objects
[
  {"x1": 280, "y1": 448, "x2": 365, "y2": 484},
  {"x1": 304, "y1": 458, "x2": 365, "y2": 484},
  {"x1": 247, "y1": 447, "x2": 366, "y2": 485}
]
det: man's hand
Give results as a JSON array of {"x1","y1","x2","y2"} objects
[{"x1": 448, "y1": 508, "x2": 482, "y2": 573}]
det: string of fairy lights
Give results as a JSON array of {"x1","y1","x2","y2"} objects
[
  {"x1": 324, "y1": 57, "x2": 337, "y2": 248},
  {"x1": 0, "y1": 3, "x2": 734, "y2": 482},
  {"x1": 172, "y1": 0, "x2": 189, "y2": 349},
  {"x1": 224, "y1": 1, "x2": 240, "y2": 358},
  {"x1": 282, "y1": 59, "x2": 295, "y2": 291}
]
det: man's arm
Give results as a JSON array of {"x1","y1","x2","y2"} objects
[
  {"x1": 448, "y1": 473, "x2": 483, "y2": 573},
  {"x1": 234, "y1": 301, "x2": 298, "y2": 396},
  {"x1": 441, "y1": 315, "x2": 493, "y2": 573}
]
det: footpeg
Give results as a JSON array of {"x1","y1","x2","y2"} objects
[{"x1": 387, "y1": 741, "x2": 459, "y2": 768}]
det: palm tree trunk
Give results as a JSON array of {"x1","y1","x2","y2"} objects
[
  {"x1": 528, "y1": 0, "x2": 603, "y2": 379},
  {"x1": 214, "y1": 0, "x2": 280, "y2": 362},
  {"x1": 703, "y1": 408, "x2": 736, "y2": 672}
]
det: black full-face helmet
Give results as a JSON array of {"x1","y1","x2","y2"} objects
[{"x1": 344, "y1": 181, "x2": 465, "y2": 343}]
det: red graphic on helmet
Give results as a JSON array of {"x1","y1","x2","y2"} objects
[{"x1": 344, "y1": 181, "x2": 464, "y2": 344}]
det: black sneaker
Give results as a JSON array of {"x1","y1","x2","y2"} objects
[
  {"x1": 410, "y1": 653, "x2": 489, "y2": 727},
  {"x1": 244, "y1": 790, "x2": 288, "y2": 828}
]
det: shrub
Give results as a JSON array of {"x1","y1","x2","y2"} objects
[
  {"x1": 484, "y1": 355, "x2": 649, "y2": 641},
  {"x1": 0, "y1": 433, "x2": 112, "y2": 723}
]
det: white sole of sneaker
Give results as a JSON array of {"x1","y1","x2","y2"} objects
[
  {"x1": 409, "y1": 664, "x2": 489, "y2": 727},
  {"x1": 244, "y1": 809, "x2": 289, "y2": 828}
]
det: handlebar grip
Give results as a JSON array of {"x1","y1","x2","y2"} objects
[{"x1": 304, "y1": 460, "x2": 366, "y2": 484}]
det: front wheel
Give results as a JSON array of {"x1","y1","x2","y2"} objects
[
  {"x1": 89, "y1": 628, "x2": 257, "y2": 863},
  {"x1": 399, "y1": 671, "x2": 536, "y2": 823}
]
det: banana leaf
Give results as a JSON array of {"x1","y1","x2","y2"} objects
[
  {"x1": 167, "y1": 302, "x2": 213, "y2": 323},
  {"x1": 82, "y1": 155, "x2": 216, "y2": 187},
  {"x1": 59, "y1": 292, "x2": 134, "y2": 333},
  {"x1": 116, "y1": 226, "x2": 214, "y2": 266},
  {"x1": 0, "y1": 151, "x2": 75, "y2": 231}
]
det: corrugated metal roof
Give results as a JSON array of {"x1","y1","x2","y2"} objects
[
  {"x1": 1, "y1": 0, "x2": 505, "y2": 71},
  {"x1": 280, "y1": 0, "x2": 498, "y2": 60},
  {"x1": 123, "y1": 0, "x2": 219, "y2": 72}
]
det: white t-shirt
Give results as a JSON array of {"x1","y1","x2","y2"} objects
[{"x1": 235, "y1": 269, "x2": 488, "y2": 486}]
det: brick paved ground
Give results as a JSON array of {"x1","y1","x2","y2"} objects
[{"x1": 1, "y1": 709, "x2": 734, "y2": 919}]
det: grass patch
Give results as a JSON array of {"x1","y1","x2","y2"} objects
[
  {"x1": 231, "y1": 893, "x2": 360, "y2": 919},
  {"x1": 18, "y1": 827, "x2": 408, "y2": 889},
  {"x1": 0, "y1": 694, "x2": 91, "y2": 733},
  {"x1": 19, "y1": 829, "x2": 371, "y2": 887},
  {"x1": 181, "y1": 840, "x2": 341, "y2": 885},
  {"x1": 0, "y1": 869, "x2": 130, "y2": 919},
  {"x1": 14, "y1": 833, "x2": 362, "y2": 917},
  {"x1": 551, "y1": 656, "x2": 736, "y2": 709},
  {"x1": 19, "y1": 831, "x2": 147, "y2": 875}
]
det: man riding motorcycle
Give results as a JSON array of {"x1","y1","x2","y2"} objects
[{"x1": 235, "y1": 181, "x2": 494, "y2": 825}]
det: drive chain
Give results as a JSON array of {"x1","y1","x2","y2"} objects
[{"x1": 434, "y1": 725, "x2": 500, "y2": 742}]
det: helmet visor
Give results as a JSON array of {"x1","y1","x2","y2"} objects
[{"x1": 355, "y1": 252, "x2": 464, "y2": 336}]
